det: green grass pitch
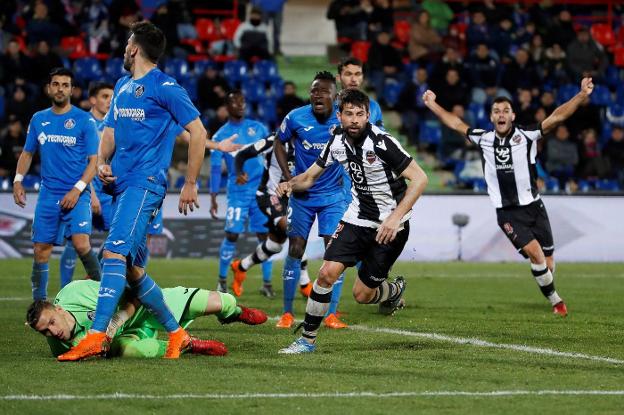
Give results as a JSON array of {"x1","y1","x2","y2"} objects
[{"x1": 1, "y1": 259, "x2": 623, "y2": 414}]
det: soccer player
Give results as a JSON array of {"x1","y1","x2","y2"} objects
[
  {"x1": 210, "y1": 91, "x2": 271, "y2": 297},
  {"x1": 59, "y1": 81, "x2": 114, "y2": 286},
  {"x1": 273, "y1": 71, "x2": 346, "y2": 329},
  {"x1": 57, "y1": 22, "x2": 239, "y2": 362},
  {"x1": 421, "y1": 77, "x2": 596, "y2": 317},
  {"x1": 27, "y1": 279, "x2": 267, "y2": 358},
  {"x1": 13, "y1": 67, "x2": 101, "y2": 301},
  {"x1": 229, "y1": 135, "x2": 312, "y2": 298},
  {"x1": 278, "y1": 89, "x2": 428, "y2": 354}
]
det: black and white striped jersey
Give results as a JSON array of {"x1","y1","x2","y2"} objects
[
  {"x1": 316, "y1": 124, "x2": 413, "y2": 228},
  {"x1": 234, "y1": 135, "x2": 294, "y2": 196},
  {"x1": 467, "y1": 124, "x2": 542, "y2": 208}
]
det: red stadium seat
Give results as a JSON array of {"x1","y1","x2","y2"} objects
[
  {"x1": 195, "y1": 18, "x2": 218, "y2": 42},
  {"x1": 220, "y1": 18, "x2": 241, "y2": 40},
  {"x1": 60, "y1": 36, "x2": 88, "y2": 59},
  {"x1": 180, "y1": 38, "x2": 204, "y2": 54},
  {"x1": 394, "y1": 20, "x2": 410, "y2": 45},
  {"x1": 614, "y1": 47, "x2": 624, "y2": 67},
  {"x1": 591, "y1": 23, "x2": 615, "y2": 47},
  {"x1": 351, "y1": 41, "x2": 371, "y2": 63}
]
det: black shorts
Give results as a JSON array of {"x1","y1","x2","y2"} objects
[
  {"x1": 496, "y1": 200, "x2": 554, "y2": 258},
  {"x1": 324, "y1": 221, "x2": 410, "y2": 289},
  {"x1": 256, "y1": 192, "x2": 288, "y2": 238}
]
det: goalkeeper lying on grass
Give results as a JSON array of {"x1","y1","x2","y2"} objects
[{"x1": 26, "y1": 280, "x2": 267, "y2": 358}]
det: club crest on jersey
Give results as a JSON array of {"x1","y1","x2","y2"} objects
[
  {"x1": 248, "y1": 127, "x2": 256, "y2": 136},
  {"x1": 503, "y1": 222, "x2": 514, "y2": 235},
  {"x1": 135, "y1": 85, "x2": 145, "y2": 98},
  {"x1": 366, "y1": 150, "x2": 376, "y2": 164},
  {"x1": 64, "y1": 119, "x2": 75, "y2": 129},
  {"x1": 512, "y1": 135, "x2": 522, "y2": 144}
]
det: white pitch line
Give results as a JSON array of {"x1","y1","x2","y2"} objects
[
  {"x1": 350, "y1": 325, "x2": 624, "y2": 365},
  {"x1": 0, "y1": 297, "x2": 29, "y2": 301},
  {"x1": 2, "y1": 390, "x2": 624, "y2": 401}
]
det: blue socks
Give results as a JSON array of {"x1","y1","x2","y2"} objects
[
  {"x1": 59, "y1": 243, "x2": 77, "y2": 288},
  {"x1": 91, "y1": 258, "x2": 127, "y2": 332},
  {"x1": 218, "y1": 238, "x2": 237, "y2": 279},
  {"x1": 130, "y1": 274, "x2": 179, "y2": 332},
  {"x1": 31, "y1": 262, "x2": 49, "y2": 300},
  {"x1": 327, "y1": 273, "x2": 345, "y2": 315},
  {"x1": 282, "y1": 255, "x2": 301, "y2": 313},
  {"x1": 262, "y1": 260, "x2": 273, "y2": 284}
]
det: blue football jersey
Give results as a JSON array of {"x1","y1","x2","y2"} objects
[
  {"x1": 103, "y1": 68, "x2": 199, "y2": 195},
  {"x1": 25, "y1": 106, "x2": 99, "y2": 193},
  {"x1": 210, "y1": 119, "x2": 269, "y2": 198},
  {"x1": 369, "y1": 97, "x2": 384, "y2": 129},
  {"x1": 278, "y1": 105, "x2": 343, "y2": 201}
]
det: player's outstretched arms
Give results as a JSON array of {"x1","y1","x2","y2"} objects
[
  {"x1": 276, "y1": 163, "x2": 325, "y2": 197},
  {"x1": 422, "y1": 90, "x2": 470, "y2": 137},
  {"x1": 206, "y1": 133, "x2": 241, "y2": 152},
  {"x1": 376, "y1": 160, "x2": 428, "y2": 245},
  {"x1": 12, "y1": 151, "x2": 33, "y2": 208},
  {"x1": 542, "y1": 77, "x2": 594, "y2": 135}
]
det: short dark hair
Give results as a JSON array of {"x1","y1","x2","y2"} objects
[
  {"x1": 490, "y1": 96, "x2": 514, "y2": 113},
  {"x1": 338, "y1": 88, "x2": 369, "y2": 112},
  {"x1": 26, "y1": 300, "x2": 54, "y2": 329},
  {"x1": 226, "y1": 89, "x2": 243, "y2": 102},
  {"x1": 48, "y1": 67, "x2": 74, "y2": 86},
  {"x1": 130, "y1": 21, "x2": 166, "y2": 63},
  {"x1": 88, "y1": 81, "x2": 114, "y2": 98},
  {"x1": 337, "y1": 57, "x2": 363, "y2": 74},
  {"x1": 313, "y1": 71, "x2": 336, "y2": 85}
]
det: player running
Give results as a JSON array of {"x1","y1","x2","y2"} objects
[
  {"x1": 229, "y1": 135, "x2": 312, "y2": 298},
  {"x1": 27, "y1": 279, "x2": 267, "y2": 358},
  {"x1": 210, "y1": 91, "x2": 271, "y2": 296},
  {"x1": 13, "y1": 67, "x2": 102, "y2": 301}
]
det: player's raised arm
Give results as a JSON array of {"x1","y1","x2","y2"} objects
[
  {"x1": 12, "y1": 151, "x2": 33, "y2": 208},
  {"x1": 234, "y1": 135, "x2": 274, "y2": 184},
  {"x1": 422, "y1": 90, "x2": 470, "y2": 137},
  {"x1": 276, "y1": 162, "x2": 325, "y2": 197},
  {"x1": 179, "y1": 117, "x2": 207, "y2": 215},
  {"x1": 542, "y1": 77, "x2": 594, "y2": 135}
]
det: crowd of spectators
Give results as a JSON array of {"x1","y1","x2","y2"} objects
[{"x1": 327, "y1": 0, "x2": 624, "y2": 192}]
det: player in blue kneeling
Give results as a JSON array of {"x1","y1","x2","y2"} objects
[
  {"x1": 13, "y1": 68, "x2": 101, "y2": 301},
  {"x1": 209, "y1": 91, "x2": 271, "y2": 297},
  {"x1": 57, "y1": 22, "x2": 239, "y2": 361},
  {"x1": 59, "y1": 82, "x2": 114, "y2": 286}
]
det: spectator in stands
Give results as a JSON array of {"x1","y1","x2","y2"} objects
[
  {"x1": 603, "y1": 126, "x2": 624, "y2": 187},
  {"x1": 547, "y1": 10, "x2": 577, "y2": 50},
  {"x1": 439, "y1": 104, "x2": 467, "y2": 163},
  {"x1": 326, "y1": 0, "x2": 369, "y2": 42},
  {"x1": 251, "y1": 0, "x2": 287, "y2": 55},
  {"x1": 0, "y1": 116, "x2": 25, "y2": 178},
  {"x1": 367, "y1": 31, "x2": 403, "y2": 99},
  {"x1": 79, "y1": 0, "x2": 110, "y2": 54},
  {"x1": 490, "y1": 18, "x2": 516, "y2": 62},
  {"x1": 234, "y1": 7, "x2": 273, "y2": 63},
  {"x1": 367, "y1": 0, "x2": 394, "y2": 38},
  {"x1": 397, "y1": 67, "x2": 429, "y2": 147},
  {"x1": 543, "y1": 43, "x2": 568, "y2": 84},
  {"x1": 276, "y1": 81, "x2": 305, "y2": 123},
  {"x1": 539, "y1": 91, "x2": 556, "y2": 116},
  {"x1": 408, "y1": 10, "x2": 442, "y2": 63},
  {"x1": 566, "y1": 98, "x2": 602, "y2": 141},
  {"x1": 421, "y1": 0, "x2": 453, "y2": 34},
  {"x1": 501, "y1": 48, "x2": 541, "y2": 95},
  {"x1": 481, "y1": 0, "x2": 513, "y2": 26},
  {"x1": 466, "y1": 10, "x2": 490, "y2": 50},
  {"x1": 30, "y1": 41, "x2": 63, "y2": 87},
  {"x1": 516, "y1": 20, "x2": 537, "y2": 48},
  {"x1": 578, "y1": 128, "x2": 609, "y2": 180},
  {"x1": 528, "y1": 33, "x2": 545, "y2": 64},
  {"x1": 466, "y1": 43, "x2": 498, "y2": 90},
  {"x1": 430, "y1": 47, "x2": 464, "y2": 87},
  {"x1": 198, "y1": 65, "x2": 229, "y2": 115},
  {"x1": 515, "y1": 88, "x2": 536, "y2": 126},
  {"x1": 25, "y1": 2, "x2": 61, "y2": 46},
  {"x1": 108, "y1": 0, "x2": 141, "y2": 56},
  {"x1": 546, "y1": 124, "x2": 579, "y2": 188},
  {"x1": 207, "y1": 104, "x2": 229, "y2": 139},
  {"x1": 1, "y1": 39, "x2": 32, "y2": 86},
  {"x1": 150, "y1": 2, "x2": 180, "y2": 56},
  {"x1": 6, "y1": 87, "x2": 31, "y2": 127},
  {"x1": 566, "y1": 27, "x2": 608, "y2": 81},
  {"x1": 434, "y1": 68, "x2": 468, "y2": 111}
]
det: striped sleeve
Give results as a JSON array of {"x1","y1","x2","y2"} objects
[
  {"x1": 519, "y1": 124, "x2": 543, "y2": 141},
  {"x1": 315, "y1": 135, "x2": 337, "y2": 168},
  {"x1": 466, "y1": 128, "x2": 486, "y2": 145},
  {"x1": 376, "y1": 134, "x2": 413, "y2": 174}
]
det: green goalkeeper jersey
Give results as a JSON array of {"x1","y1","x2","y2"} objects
[{"x1": 47, "y1": 280, "x2": 199, "y2": 356}]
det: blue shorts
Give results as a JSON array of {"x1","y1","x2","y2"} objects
[
  {"x1": 104, "y1": 186, "x2": 163, "y2": 266},
  {"x1": 287, "y1": 196, "x2": 345, "y2": 238},
  {"x1": 32, "y1": 189, "x2": 92, "y2": 245},
  {"x1": 148, "y1": 209, "x2": 163, "y2": 235},
  {"x1": 92, "y1": 193, "x2": 113, "y2": 232},
  {"x1": 224, "y1": 196, "x2": 268, "y2": 234}
]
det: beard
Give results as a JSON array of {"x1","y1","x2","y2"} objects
[
  {"x1": 52, "y1": 95, "x2": 69, "y2": 107},
  {"x1": 123, "y1": 54, "x2": 133, "y2": 71},
  {"x1": 344, "y1": 124, "x2": 367, "y2": 141}
]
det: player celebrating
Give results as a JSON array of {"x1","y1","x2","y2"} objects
[
  {"x1": 273, "y1": 72, "x2": 345, "y2": 329},
  {"x1": 59, "y1": 81, "x2": 114, "y2": 286},
  {"x1": 210, "y1": 91, "x2": 271, "y2": 296},
  {"x1": 278, "y1": 89, "x2": 428, "y2": 354},
  {"x1": 58, "y1": 22, "x2": 239, "y2": 362},
  {"x1": 27, "y1": 279, "x2": 267, "y2": 358},
  {"x1": 229, "y1": 135, "x2": 312, "y2": 298},
  {"x1": 422, "y1": 77, "x2": 596, "y2": 317},
  {"x1": 13, "y1": 68, "x2": 101, "y2": 301}
]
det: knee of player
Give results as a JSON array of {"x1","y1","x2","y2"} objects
[
  {"x1": 225, "y1": 232, "x2": 239, "y2": 243},
  {"x1": 317, "y1": 265, "x2": 340, "y2": 286},
  {"x1": 352, "y1": 289, "x2": 372, "y2": 304},
  {"x1": 33, "y1": 244, "x2": 52, "y2": 262},
  {"x1": 287, "y1": 238, "x2": 306, "y2": 258},
  {"x1": 72, "y1": 241, "x2": 91, "y2": 255}
]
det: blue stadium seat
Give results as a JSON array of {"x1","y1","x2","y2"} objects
[
  {"x1": 0, "y1": 94, "x2": 5, "y2": 120},
  {"x1": 420, "y1": 119, "x2": 441, "y2": 145},
  {"x1": 403, "y1": 62, "x2": 419, "y2": 80},
  {"x1": 545, "y1": 177, "x2": 560, "y2": 192},
  {"x1": 266, "y1": 78, "x2": 284, "y2": 99},
  {"x1": 595, "y1": 179, "x2": 620, "y2": 191},
  {"x1": 472, "y1": 178, "x2": 487, "y2": 192},
  {"x1": 163, "y1": 58, "x2": 190, "y2": 79},
  {"x1": 105, "y1": 57, "x2": 125, "y2": 82},
  {"x1": 253, "y1": 60, "x2": 280, "y2": 82},
  {"x1": 577, "y1": 179, "x2": 593, "y2": 192},
  {"x1": 600, "y1": 122, "x2": 613, "y2": 146},
  {"x1": 382, "y1": 81, "x2": 404, "y2": 108},
  {"x1": 22, "y1": 174, "x2": 41, "y2": 190},
  {"x1": 223, "y1": 60, "x2": 247, "y2": 86},
  {"x1": 257, "y1": 98, "x2": 277, "y2": 126},
  {"x1": 180, "y1": 76, "x2": 198, "y2": 102},
  {"x1": 606, "y1": 104, "x2": 624, "y2": 126},
  {"x1": 467, "y1": 102, "x2": 488, "y2": 128},
  {"x1": 174, "y1": 176, "x2": 185, "y2": 189},
  {"x1": 605, "y1": 65, "x2": 622, "y2": 88},
  {"x1": 590, "y1": 85, "x2": 612, "y2": 106},
  {"x1": 194, "y1": 59, "x2": 218, "y2": 75},
  {"x1": 556, "y1": 84, "x2": 577, "y2": 105},
  {"x1": 73, "y1": 57, "x2": 105, "y2": 82},
  {"x1": 241, "y1": 78, "x2": 265, "y2": 104}
]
